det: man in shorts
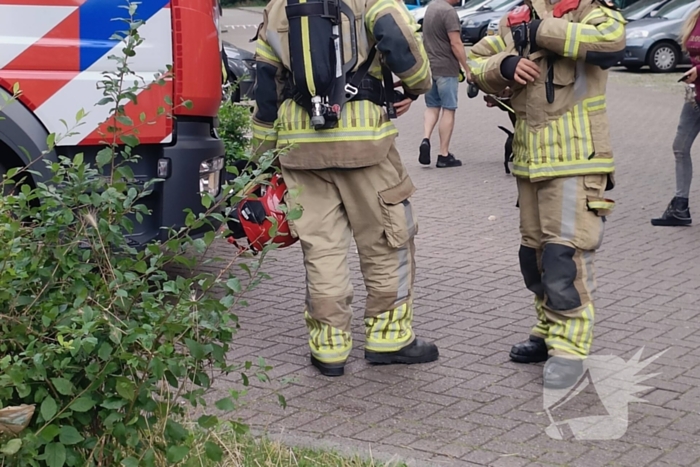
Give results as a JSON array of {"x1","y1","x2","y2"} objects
[{"x1": 419, "y1": 0, "x2": 469, "y2": 168}]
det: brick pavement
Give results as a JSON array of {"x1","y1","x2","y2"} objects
[{"x1": 207, "y1": 75, "x2": 700, "y2": 466}]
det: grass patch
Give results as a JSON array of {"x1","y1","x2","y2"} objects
[{"x1": 189, "y1": 426, "x2": 408, "y2": 467}]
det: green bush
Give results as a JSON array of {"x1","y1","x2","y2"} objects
[
  {"x1": 0, "y1": 4, "x2": 291, "y2": 467},
  {"x1": 219, "y1": 101, "x2": 252, "y2": 165}
]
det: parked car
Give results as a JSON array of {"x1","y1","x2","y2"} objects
[
  {"x1": 223, "y1": 41, "x2": 256, "y2": 102},
  {"x1": 403, "y1": 0, "x2": 431, "y2": 10},
  {"x1": 486, "y1": 17, "x2": 500, "y2": 35},
  {"x1": 460, "y1": 0, "x2": 522, "y2": 43},
  {"x1": 621, "y1": 0, "x2": 698, "y2": 72},
  {"x1": 622, "y1": 0, "x2": 673, "y2": 20},
  {"x1": 413, "y1": 0, "x2": 469, "y2": 29}
]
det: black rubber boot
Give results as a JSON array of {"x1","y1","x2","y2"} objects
[
  {"x1": 543, "y1": 356, "x2": 584, "y2": 390},
  {"x1": 510, "y1": 336, "x2": 549, "y2": 363},
  {"x1": 651, "y1": 197, "x2": 691, "y2": 226},
  {"x1": 419, "y1": 138, "x2": 431, "y2": 165},
  {"x1": 436, "y1": 153, "x2": 462, "y2": 168},
  {"x1": 310, "y1": 356, "x2": 345, "y2": 377},
  {"x1": 365, "y1": 338, "x2": 439, "y2": 365}
]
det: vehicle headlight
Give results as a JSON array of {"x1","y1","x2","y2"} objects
[
  {"x1": 627, "y1": 30, "x2": 649, "y2": 39},
  {"x1": 199, "y1": 156, "x2": 224, "y2": 197},
  {"x1": 464, "y1": 19, "x2": 475, "y2": 27}
]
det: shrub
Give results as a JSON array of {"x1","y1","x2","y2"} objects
[
  {"x1": 0, "y1": 4, "x2": 290, "y2": 466},
  {"x1": 218, "y1": 100, "x2": 252, "y2": 165}
]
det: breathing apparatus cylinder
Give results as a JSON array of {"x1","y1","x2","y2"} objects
[{"x1": 286, "y1": 0, "x2": 359, "y2": 130}]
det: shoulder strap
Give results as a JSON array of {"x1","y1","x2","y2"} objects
[{"x1": 342, "y1": 46, "x2": 378, "y2": 101}]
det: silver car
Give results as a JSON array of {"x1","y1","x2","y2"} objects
[{"x1": 621, "y1": 0, "x2": 698, "y2": 72}]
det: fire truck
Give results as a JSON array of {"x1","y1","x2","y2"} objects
[{"x1": 0, "y1": 0, "x2": 226, "y2": 247}]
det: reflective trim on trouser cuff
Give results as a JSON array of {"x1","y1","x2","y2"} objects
[
  {"x1": 546, "y1": 303, "x2": 595, "y2": 358},
  {"x1": 364, "y1": 301, "x2": 414, "y2": 352},
  {"x1": 531, "y1": 296, "x2": 549, "y2": 338},
  {"x1": 305, "y1": 311, "x2": 352, "y2": 363}
]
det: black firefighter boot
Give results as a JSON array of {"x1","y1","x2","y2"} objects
[
  {"x1": 509, "y1": 336, "x2": 549, "y2": 363},
  {"x1": 651, "y1": 197, "x2": 692, "y2": 226},
  {"x1": 365, "y1": 338, "x2": 439, "y2": 365},
  {"x1": 543, "y1": 356, "x2": 584, "y2": 390}
]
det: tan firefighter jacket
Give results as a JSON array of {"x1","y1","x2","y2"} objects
[
  {"x1": 468, "y1": 0, "x2": 626, "y2": 185},
  {"x1": 251, "y1": 0, "x2": 432, "y2": 170}
]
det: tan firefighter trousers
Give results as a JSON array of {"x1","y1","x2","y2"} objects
[
  {"x1": 517, "y1": 174, "x2": 614, "y2": 359},
  {"x1": 281, "y1": 145, "x2": 418, "y2": 365}
]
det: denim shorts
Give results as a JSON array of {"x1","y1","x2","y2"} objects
[{"x1": 425, "y1": 76, "x2": 459, "y2": 110}]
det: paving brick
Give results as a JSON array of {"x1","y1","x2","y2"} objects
[{"x1": 202, "y1": 71, "x2": 700, "y2": 465}]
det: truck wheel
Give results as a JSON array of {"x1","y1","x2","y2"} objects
[{"x1": 648, "y1": 42, "x2": 679, "y2": 73}]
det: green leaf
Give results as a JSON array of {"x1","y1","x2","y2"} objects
[
  {"x1": 51, "y1": 378, "x2": 74, "y2": 396},
  {"x1": 116, "y1": 378, "x2": 136, "y2": 402},
  {"x1": 45, "y1": 442, "x2": 66, "y2": 467},
  {"x1": 47, "y1": 133, "x2": 56, "y2": 148},
  {"x1": 166, "y1": 445, "x2": 189, "y2": 464},
  {"x1": 98, "y1": 342, "x2": 113, "y2": 361},
  {"x1": 116, "y1": 115, "x2": 133, "y2": 126},
  {"x1": 0, "y1": 439, "x2": 22, "y2": 455},
  {"x1": 121, "y1": 458, "x2": 139, "y2": 467},
  {"x1": 215, "y1": 397, "x2": 235, "y2": 412},
  {"x1": 70, "y1": 397, "x2": 95, "y2": 413},
  {"x1": 119, "y1": 134, "x2": 140, "y2": 147},
  {"x1": 58, "y1": 426, "x2": 84, "y2": 445},
  {"x1": 38, "y1": 425, "x2": 61, "y2": 443},
  {"x1": 226, "y1": 278, "x2": 241, "y2": 294},
  {"x1": 197, "y1": 415, "x2": 219, "y2": 430},
  {"x1": 204, "y1": 441, "x2": 223, "y2": 462},
  {"x1": 41, "y1": 396, "x2": 58, "y2": 422},
  {"x1": 139, "y1": 112, "x2": 147, "y2": 123},
  {"x1": 185, "y1": 338, "x2": 206, "y2": 360},
  {"x1": 96, "y1": 148, "x2": 113, "y2": 167}
]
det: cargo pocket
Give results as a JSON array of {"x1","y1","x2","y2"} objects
[
  {"x1": 583, "y1": 174, "x2": 614, "y2": 218},
  {"x1": 378, "y1": 176, "x2": 417, "y2": 249}
]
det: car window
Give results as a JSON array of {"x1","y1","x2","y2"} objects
[
  {"x1": 622, "y1": 0, "x2": 663, "y2": 16},
  {"x1": 459, "y1": 0, "x2": 491, "y2": 10},
  {"x1": 656, "y1": 0, "x2": 698, "y2": 19},
  {"x1": 480, "y1": 0, "x2": 519, "y2": 10}
]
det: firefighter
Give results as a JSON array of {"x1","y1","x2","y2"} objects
[
  {"x1": 468, "y1": 0, "x2": 626, "y2": 388},
  {"x1": 251, "y1": 0, "x2": 439, "y2": 377}
]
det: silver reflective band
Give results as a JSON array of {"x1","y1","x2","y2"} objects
[{"x1": 157, "y1": 158, "x2": 171, "y2": 178}]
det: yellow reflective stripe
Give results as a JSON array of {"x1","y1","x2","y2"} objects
[
  {"x1": 512, "y1": 160, "x2": 615, "y2": 179},
  {"x1": 366, "y1": 0, "x2": 394, "y2": 29},
  {"x1": 299, "y1": 0, "x2": 316, "y2": 96},
  {"x1": 547, "y1": 305, "x2": 595, "y2": 357},
  {"x1": 255, "y1": 39, "x2": 279, "y2": 63},
  {"x1": 305, "y1": 312, "x2": 352, "y2": 363},
  {"x1": 564, "y1": 22, "x2": 581, "y2": 58},
  {"x1": 279, "y1": 124, "x2": 398, "y2": 143},
  {"x1": 580, "y1": 17, "x2": 624, "y2": 44},
  {"x1": 588, "y1": 200, "x2": 615, "y2": 210},
  {"x1": 252, "y1": 122, "x2": 277, "y2": 142},
  {"x1": 585, "y1": 95, "x2": 606, "y2": 112},
  {"x1": 482, "y1": 35, "x2": 506, "y2": 53},
  {"x1": 582, "y1": 9, "x2": 606, "y2": 24},
  {"x1": 365, "y1": 303, "x2": 414, "y2": 352},
  {"x1": 600, "y1": 6, "x2": 626, "y2": 24},
  {"x1": 402, "y1": 57, "x2": 430, "y2": 88}
]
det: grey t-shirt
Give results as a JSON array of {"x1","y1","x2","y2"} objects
[{"x1": 422, "y1": 0, "x2": 461, "y2": 77}]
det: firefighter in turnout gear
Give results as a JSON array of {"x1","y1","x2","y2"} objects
[
  {"x1": 468, "y1": 0, "x2": 626, "y2": 388},
  {"x1": 251, "y1": 0, "x2": 439, "y2": 376}
]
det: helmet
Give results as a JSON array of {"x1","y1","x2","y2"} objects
[{"x1": 227, "y1": 174, "x2": 298, "y2": 252}]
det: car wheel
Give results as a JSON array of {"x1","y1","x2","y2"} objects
[
  {"x1": 479, "y1": 26, "x2": 488, "y2": 39},
  {"x1": 648, "y1": 42, "x2": 679, "y2": 73}
]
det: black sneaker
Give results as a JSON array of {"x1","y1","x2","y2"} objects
[
  {"x1": 419, "y1": 138, "x2": 431, "y2": 165},
  {"x1": 436, "y1": 153, "x2": 462, "y2": 168},
  {"x1": 365, "y1": 338, "x2": 439, "y2": 365},
  {"x1": 651, "y1": 197, "x2": 692, "y2": 226}
]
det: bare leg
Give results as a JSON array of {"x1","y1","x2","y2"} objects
[
  {"x1": 423, "y1": 107, "x2": 440, "y2": 140},
  {"x1": 438, "y1": 109, "x2": 455, "y2": 155}
]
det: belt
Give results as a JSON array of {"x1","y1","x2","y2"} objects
[{"x1": 283, "y1": 75, "x2": 385, "y2": 108}]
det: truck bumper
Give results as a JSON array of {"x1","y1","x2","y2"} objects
[{"x1": 125, "y1": 119, "x2": 225, "y2": 247}]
